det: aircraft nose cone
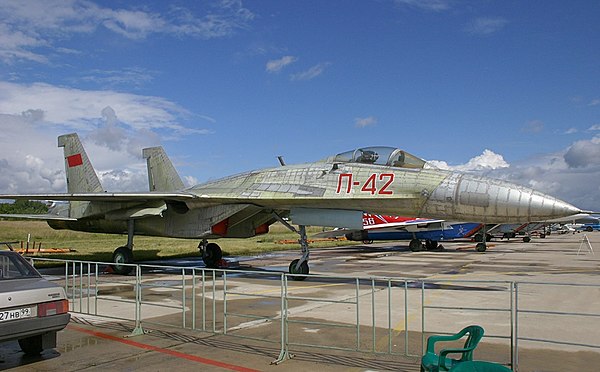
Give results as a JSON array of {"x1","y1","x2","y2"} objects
[
  {"x1": 422, "y1": 173, "x2": 581, "y2": 223},
  {"x1": 525, "y1": 188, "x2": 581, "y2": 220}
]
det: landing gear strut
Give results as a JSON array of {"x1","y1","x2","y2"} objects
[
  {"x1": 273, "y1": 213, "x2": 310, "y2": 280},
  {"x1": 289, "y1": 225, "x2": 310, "y2": 280},
  {"x1": 110, "y1": 220, "x2": 135, "y2": 275},
  {"x1": 476, "y1": 224, "x2": 488, "y2": 252}
]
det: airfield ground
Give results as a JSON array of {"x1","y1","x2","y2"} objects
[{"x1": 1, "y1": 232, "x2": 599, "y2": 371}]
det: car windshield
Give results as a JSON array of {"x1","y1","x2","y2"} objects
[
  {"x1": 0, "y1": 251, "x2": 41, "y2": 280},
  {"x1": 331, "y1": 146, "x2": 426, "y2": 169}
]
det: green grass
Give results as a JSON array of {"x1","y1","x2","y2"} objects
[{"x1": 0, "y1": 220, "x2": 354, "y2": 263}]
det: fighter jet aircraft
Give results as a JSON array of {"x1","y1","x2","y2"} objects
[
  {"x1": 0, "y1": 133, "x2": 584, "y2": 278},
  {"x1": 315, "y1": 213, "x2": 483, "y2": 251}
]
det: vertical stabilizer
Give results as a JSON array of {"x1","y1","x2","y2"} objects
[
  {"x1": 58, "y1": 133, "x2": 103, "y2": 193},
  {"x1": 142, "y1": 147, "x2": 185, "y2": 192}
]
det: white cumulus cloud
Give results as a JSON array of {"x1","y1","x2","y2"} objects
[
  {"x1": 429, "y1": 149, "x2": 509, "y2": 171},
  {"x1": 563, "y1": 136, "x2": 600, "y2": 168},
  {"x1": 0, "y1": 81, "x2": 208, "y2": 193},
  {"x1": 0, "y1": 0, "x2": 255, "y2": 63}
]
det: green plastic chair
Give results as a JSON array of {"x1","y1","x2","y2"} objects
[{"x1": 421, "y1": 325, "x2": 485, "y2": 372}]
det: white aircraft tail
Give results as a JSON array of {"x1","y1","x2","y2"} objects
[
  {"x1": 142, "y1": 147, "x2": 185, "y2": 191},
  {"x1": 58, "y1": 133, "x2": 103, "y2": 193}
]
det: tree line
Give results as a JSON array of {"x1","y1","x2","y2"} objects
[{"x1": 0, "y1": 200, "x2": 48, "y2": 214}]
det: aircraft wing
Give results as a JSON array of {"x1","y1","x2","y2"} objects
[
  {"x1": 0, "y1": 213, "x2": 77, "y2": 221},
  {"x1": 0, "y1": 191, "x2": 300, "y2": 206},
  {"x1": 313, "y1": 228, "x2": 351, "y2": 239},
  {"x1": 313, "y1": 217, "x2": 446, "y2": 238},
  {"x1": 0, "y1": 192, "x2": 198, "y2": 203},
  {"x1": 362, "y1": 218, "x2": 444, "y2": 230}
]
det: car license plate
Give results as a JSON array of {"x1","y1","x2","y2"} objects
[{"x1": 0, "y1": 307, "x2": 33, "y2": 322}]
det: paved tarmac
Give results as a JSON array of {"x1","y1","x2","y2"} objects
[{"x1": 1, "y1": 231, "x2": 599, "y2": 371}]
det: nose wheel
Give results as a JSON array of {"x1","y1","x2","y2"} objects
[
  {"x1": 476, "y1": 242, "x2": 487, "y2": 252},
  {"x1": 288, "y1": 225, "x2": 310, "y2": 281},
  {"x1": 289, "y1": 259, "x2": 309, "y2": 276},
  {"x1": 272, "y1": 213, "x2": 311, "y2": 280}
]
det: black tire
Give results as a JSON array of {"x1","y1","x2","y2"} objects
[
  {"x1": 111, "y1": 246, "x2": 134, "y2": 275},
  {"x1": 425, "y1": 240, "x2": 438, "y2": 251},
  {"x1": 586, "y1": 226, "x2": 593, "y2": 232},
  {"x1": 523, "y1": 236, "x2": 531, "y2": 243},
  {"x1": 476, "y1": 243, "x2": 487, "y2": 252},
  {"x1": 409, "y1": 239, "x2": 422, "y2": 252},
  {"x1": 18, "y1": 335, "x2": 43, "y2": 355},
  {"x1": 202, "y1": 243, "x2": 222, "y2": 268},
  {"x1": 289, "y1": 259, "x2": 309, "y2": 281}
]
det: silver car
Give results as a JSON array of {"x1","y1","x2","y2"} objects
[{"x1": 0, "y1": 251, "x2": 70, "y2": 355}]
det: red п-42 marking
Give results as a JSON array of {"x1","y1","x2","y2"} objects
[{"x1": 336, "y1": 173, "x2": 394, "y2": 195}]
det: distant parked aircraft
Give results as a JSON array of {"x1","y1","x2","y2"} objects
[{"x1": 316, "y1": 213, "x2": 483, "y2": 251}]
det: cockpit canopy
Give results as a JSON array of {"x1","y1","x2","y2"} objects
[{"x1": 330, "y1": 146, "x2": 427, "y2": 169}]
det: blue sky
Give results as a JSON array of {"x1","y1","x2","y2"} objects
[{"x1": 0, "y1": 0, "x2": 599, "y2": 210}]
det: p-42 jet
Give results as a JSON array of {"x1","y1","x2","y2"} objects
[{"x1": 0, "y1": 134, "x2": 584, "y2": 278}]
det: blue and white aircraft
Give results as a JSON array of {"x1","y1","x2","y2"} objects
[{"x1": 316, "y1": 214, "x2": 484, "y2": 251}]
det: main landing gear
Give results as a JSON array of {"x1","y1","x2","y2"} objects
[
  {"x1": 409, "y1": 238, "x2": 422, "y2": 252},
  {"x1": 475, "y1": 225, "x2": 490, "y2": 252},
  {"x1": 110, "y1": 220, "x2": 135, "y2": 275},
  {"x1": 408, "y1": 238, "x2": 440, "y2": 252},
  {"x1": 108, "y1": 220, "x2": 228, "y2": 274},
  {"x1": 199, "y1": 239, "x2": 223, "y2": 268}
]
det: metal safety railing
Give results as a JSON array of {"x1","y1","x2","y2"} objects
[
  {"x1": 514, "y1": 281, "x2": 600, "y2": 369},
  {"x1": 28, "y1": 257, "x2": 600, "y2": 370}
]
